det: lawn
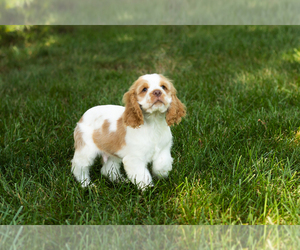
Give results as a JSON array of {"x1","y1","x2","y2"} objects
[{"x1": 1, "y1": 26, "x2": 300, "y2": 225}]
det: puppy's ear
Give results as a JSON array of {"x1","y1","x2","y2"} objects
[
  {"x1": 123, "y1": 89, "x2": 144, "y2": 128},
  {"x1": 166, "y1": 90, "x2": 186, "y2": 126}
]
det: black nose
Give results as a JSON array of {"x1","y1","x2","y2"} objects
[{"x1": 153, "y1": 90, "x2": 162, "y2": 97}]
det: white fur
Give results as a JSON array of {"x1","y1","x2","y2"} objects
[{"x1": 71, "y1": 74, "x2": 176, "y2": 190}]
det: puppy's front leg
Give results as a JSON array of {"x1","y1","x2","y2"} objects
[
  {"x1": 152, "y1": 148, "x2": 173, "y2": 179},
  {"x1": 122, "y1": 156, "x2": 153, "y2": 190}
]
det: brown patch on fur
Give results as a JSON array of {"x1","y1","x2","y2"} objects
[
  {"x1": 92, "y1": 118, "x2": 126, "y2": 155},
  {"x1": 159, "y1": 75, "x2": 172, "y2": 94},
  {"x1": 160, "y1": 75, "x2": 186, "y2": 126},
  {"x1": 74, "y1": 125, "x2": 85, "y2": 150},
  {"x1": 122, "y1": 77, "x2": 145, "y2": 128},
  {"x1": 136, "y1": 82, "x2": 149, "y2": 99}
]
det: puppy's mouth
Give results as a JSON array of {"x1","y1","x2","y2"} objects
[{"x1": 151, "y1": 99, "x2": 165, "y2": 107}]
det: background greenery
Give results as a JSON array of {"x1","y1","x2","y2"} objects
[
  {"x1": 1, "y1": 0, "x2": 300, "y2": 25},
  {"x1": 1, "y1": 26, "x2": 300, "y2": 225}
]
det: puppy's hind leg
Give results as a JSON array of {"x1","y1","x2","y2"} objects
[
  {"x1": 101, "y1": 155, "x2": 124, "y2": 182},
  {"x1": 71, "y1": 146, "x2": 98, "y2": 187}
]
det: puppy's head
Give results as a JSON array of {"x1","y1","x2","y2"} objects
[{"x1": 123, "y1": 74, "x2": 186, "y2": 128}]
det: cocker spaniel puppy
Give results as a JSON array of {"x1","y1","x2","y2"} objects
[{"x1": 71, "y1": 73, "x2": 186, "y2": 189}]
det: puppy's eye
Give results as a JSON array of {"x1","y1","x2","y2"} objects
[
  {"x1": 142, "y1": 87, "x2": 148, "y2": 92},
  {"x1": 161, "y1": 85, "x2": 167, "y2": 90}
]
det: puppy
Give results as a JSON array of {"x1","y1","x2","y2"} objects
[{"x1": 71, "y1": 73, "x2": 186, "y2": 189}]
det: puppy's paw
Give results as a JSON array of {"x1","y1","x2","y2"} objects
[{"x1": 138, "y1": 181, "x2": 154, "y2": 191}]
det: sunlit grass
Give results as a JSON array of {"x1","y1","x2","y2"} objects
[{"x1": 2, "y1": 0, "x2": 300, "y2": 25}]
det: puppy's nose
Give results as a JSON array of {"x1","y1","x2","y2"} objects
[{"x1": 153, "y1": 90, "x2": 162, "y2": 97}]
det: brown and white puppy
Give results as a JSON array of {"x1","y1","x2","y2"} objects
[{"x1": 71, "y1": 73, "x2": 186, "y2": 189}]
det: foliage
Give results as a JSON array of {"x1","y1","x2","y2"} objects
[{"x1": 0, "y1": 0, "x2": 300, "y2": 25}]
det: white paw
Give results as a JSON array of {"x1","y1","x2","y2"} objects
[
  {"x1": 153, "y1": 169, "x2": 170, "y2": 179},
  {"x1": 80, "y1": 179, "x2": 91, "y2": 188},
  {"x1": 112, "y1": 174, "x2": 127, "y2": 183},
  {"x1": 101, "y1": 168, "x2": 124, "y2": 182},
  {"x1": 136, "y1": 173, "x2": 154, "y2": 190},
  {"x1": 138, "y1": 181, "x2": 154, "y2": 191}
]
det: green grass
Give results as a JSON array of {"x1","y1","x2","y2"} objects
[
  {"x1": 1, "y1": 26, "x2": 300, "y2": 225},
  {"x1": 2, "y1": 0, "x2": 300, "y2": 25}
]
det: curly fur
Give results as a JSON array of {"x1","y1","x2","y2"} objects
[
  {"x1": 166, "y1": 91, "x2": 186, "y2": 126},
  {"x1": 122, "y1": 88, "x2": 144, "y2": 128}
]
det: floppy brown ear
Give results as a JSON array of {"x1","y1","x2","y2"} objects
[
  {"x1": 166, "y1": 94, "x2": 186, "y2": 126},
  {"x1": 122, "y1": 89, "x2": 144, "y2": 128}
]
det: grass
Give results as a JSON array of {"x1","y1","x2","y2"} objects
[
  {"x1": 2, "y1": 0, "x2": 300, "y2": 25},
  {"x1": 1, "y1": 26, "x2": 300, "y2": 225}
]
